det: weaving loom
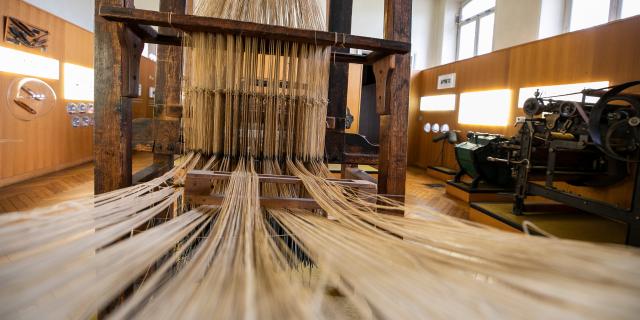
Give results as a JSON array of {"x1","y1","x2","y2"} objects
[{"x1": 1, "y1": 0, "x2": 640, "y2": 319}]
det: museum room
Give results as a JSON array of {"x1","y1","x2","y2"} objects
[{"x1": 0, "y1": 0, "x2": 639, "y2": 318}]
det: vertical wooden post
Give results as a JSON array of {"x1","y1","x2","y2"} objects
[
  {"x1": 94, "y1": 0, "x2": 134, "y2": 194},
  {"x1": 153, "y1": 0, "x2": 186, "y2": 173},
  {"x1": 378, "y1": 0, "x2": 412, "y2": 198},
  {"x1": 325, "y1": 0, "x2": 353, "y2": 172}
]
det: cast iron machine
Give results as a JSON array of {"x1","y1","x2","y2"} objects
[
  {"x1": 453, "y1": 132, "x2": 512, "y2": 188},
  {"x1": 487, "y1": 81, "x2": 640, "y2": 245}
]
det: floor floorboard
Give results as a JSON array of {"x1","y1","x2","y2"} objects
[{"x1": 0, "y1": 152, "x2": 153, "y2": 213}]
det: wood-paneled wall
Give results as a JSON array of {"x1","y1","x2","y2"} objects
[
  {"x1": 410, "y1": 15, "x2": 640, "y2": 170},
  {"x1": 408, "y1": 15, "x2": 640, "y2": 208},
  {"x1": 0, "y1": 0, "x2": 94, "y2": 187},
  {"x1": 132, "y1": 57, "x2": 157, "y2": 119},
  {"x1": 346, "y1": 63, "x2": 362, "y2": 134},
  {"x1": 0, "y1": 1, "x2": 157, "y2": 188}
]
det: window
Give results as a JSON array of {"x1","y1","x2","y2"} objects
[
  {"x1": 568, "y1": 0, "x2": 610, "y2": 31},
  {"x1": 621, "y1": 0, "x2": 640, "y2": 18},
  {"x1": 458, "y1": 89, "x2": 512, "y2": 126},
  {"x1": 420, "y1": 94, "x2": 457, "y2": 111},
  {"x1": 567, "y1": 0, "x2": 639, "y2": 32},
  {"x1": 457, "y1": 0, "x2": 495, "y2": 60}
]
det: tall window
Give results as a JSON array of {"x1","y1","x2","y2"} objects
[
  {"x1": 621, "y1": 0, "x2": 640, "y2": 18},
  {"x1": 457, "y1": 0, "x2": 495, "y2": 60},
  {"x1": 567, "y1": 0, "x2": 640, "y2": 32}
]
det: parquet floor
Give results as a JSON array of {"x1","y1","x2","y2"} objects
[
  {"x1": 0, "y1": 158, "x2": 469, "y2": 219},
  {"x1": 404, "y1": 167, "x2": 469, "y2": 219},
  {"x1": 0, "y1": 152, "x2": 153, "y2": 213}
]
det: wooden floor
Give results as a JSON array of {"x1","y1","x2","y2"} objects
[
  {"x1": 404, "y1": 167, "x2": 468, "y2": 219},
  {"x1": 0, "y1": 152, "x2": 153, "y2": 213},
  {"x1": 0, "y1": 156, "x2": 468, "y2": 218}
]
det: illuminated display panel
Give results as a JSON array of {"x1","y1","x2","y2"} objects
[
  {"x1": 63, "y1": 63, "x2": 94, "y2": 101},
  {"x1": 458, "y1": 89, "x2": 511, "y2": 126},
  {"x1": 517, "y1": 81, "x2": 609, "y2": 108},
  {"x1": 420, "y1": 94, "x2": 456, "y2": 111},
  {"x1": 0, "y1": 46, "x2": 59, "y2": 79}
]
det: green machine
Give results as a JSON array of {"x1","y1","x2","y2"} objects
[{"x1": 454, "y1": 132, "x2": 513, "y2": 188}]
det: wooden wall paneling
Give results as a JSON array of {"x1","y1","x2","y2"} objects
[
  {"x1": 406, "y1": 71, "x2": 422, "y2": 166},
  {"x1": 409, "y1": 16, "x2": 640, "y2": 208},
  {"x1": 345, "y1": 63, "x2": 362, "y2": 134},
  {"x1": 62, "y1": 22, "x2": 94, "y2": 173},
  {"x1": 0, "y1": 0, "x2": 94, "y2": 188},
  {"x1": 132, "y1": 57, "x2": 156, "y2": 119},
  {"x1": 415, "y1": 50, "x2": 511, "y2": 170},
  {"x1": 591, "y1": 17, "x2": 640, "y2": 89}
]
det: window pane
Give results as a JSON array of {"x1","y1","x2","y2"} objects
[
  {"x1": 458, "y1": 21, "x2": 476, "y2": 60},
  {"x1": 461, "y1": 0, "x2": 496, "y2": 20},
  {"x1": 477, "y1": 13, "x2": 494, "y2": 55},
  {"x1": 622, "y1": 0, "x2": 640, "y2": 18},
  {"x1": 570, "y1": 0, "x2": 610, "y2": 31}
]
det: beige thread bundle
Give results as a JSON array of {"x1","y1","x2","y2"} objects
[{"x1": 1, "y1": 0, "x2": 640, "y2": 319}]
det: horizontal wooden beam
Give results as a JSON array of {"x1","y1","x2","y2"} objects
[
  {"x1": 342, "y1": 153, "x2": 379, "y2": 165},
  {"x1": 120, "y1": 28, "x2": 389, "y2": 65},
  {"x1": 186, "y1": 170, "x2": 376, "y2": 190},
  {"x1": 130, "y1": 23, "x2": 182, "y2": 46},
  {"x1": 188, "y1": 194, "x2": 323, "y2": 209},
  {"x1": 99, "y1": 6, "x2": 410, "y2": 54},
  {"x1": 184, "y1": 170, "x2": 377, "y2": 209},
  {"x1": 344, "y1": 167, "x2": 378, "y2": 184}
]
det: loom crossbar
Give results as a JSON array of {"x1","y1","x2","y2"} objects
[
  {"x1": 185, "y1": 170, "x2": 377, "y2": 209},
  {"x1": 98, "y1": 6, "x2": 410, "y2": 64}
]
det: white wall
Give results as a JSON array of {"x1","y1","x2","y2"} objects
[
  {"x1": 493, "y1": 0, "x2": 542, "y2": 50},
  {"x1": 424, "y1": 0, "x2": 461, "y2": 67},
  {"x1": 24, "y1": 0, "x2": 95, "y2": 31},
  {"x1": 350, "y1": 0, "x2": 437, "y2": 70},
  {"x1": 22, "y1": 0, "x2": 161, "y2": 32},
  {"x1": 351, "y1": 0, "x2": 385, "y2": 38},
  {"x1": 411, "y1": 0, "x2": 435, "y2": 70},
  {"x1": 135, "y1": 0, "x2": 160, "y2": 11},
  {"x1": 423, "y1": 0, "x2": 556, "y2": 69}
]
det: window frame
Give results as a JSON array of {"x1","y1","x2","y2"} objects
[
  {"x1": 456, "y1": 0, "x2": 496, "y2": 61},
  {"x1": 563, "y1": 0, "x2": 626, "y2": 32}
]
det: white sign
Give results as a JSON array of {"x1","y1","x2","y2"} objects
[{"x1": 437, "y1": 73, "x2": 456, "y2": 90}]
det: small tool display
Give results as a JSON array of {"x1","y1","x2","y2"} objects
[{"x1": 3, "y1": 17, "x2": 49, "y2": 51}]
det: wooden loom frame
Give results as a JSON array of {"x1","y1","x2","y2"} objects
[{"x1": 94, "y1": 0, "x2": 412, "y2": 208}]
